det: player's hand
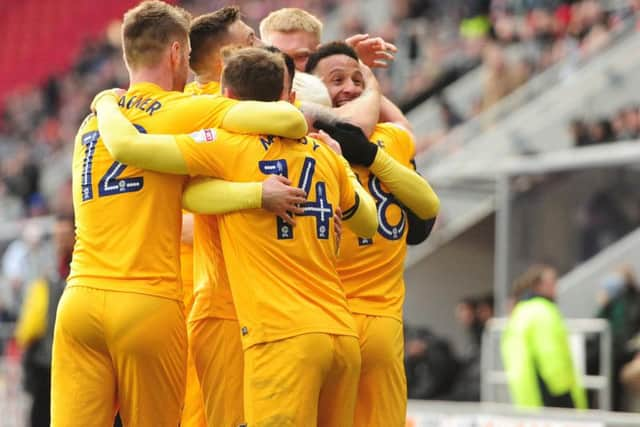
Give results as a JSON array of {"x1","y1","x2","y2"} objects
[
  {"x1": 345, "y1": 34, "x2": 397, "y2": 68},
  {"x1": 309, "y1": 130, "x2": 342, "y2": 155},
  {"x1": 90, "y1": 88, "x2": 126, "y2": 113},
  {"x1": 313, "y1": 120, "x2": 378, "y2": 167},
  {"x1": 261, "y1": 175, "x2": 307, "y2": 226}
]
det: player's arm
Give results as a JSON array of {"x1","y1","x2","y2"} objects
[
  {"x1": 337, "y1": 155, "x2": 377, "y2": 238},
  {"x1": 301, "y1": 64, "x2": 380, "y2": 137},
  {"x1": 315, "y1": 121, "x2": 440, "y2": 220},
  {"x1": 311, "y1": 132, "x2": 377, "y2": 237},
  {"x1": 331, "y1": 63, "x2": 380, "y2": 137},
  {"x1": 92, "y1": 91, "x2": 307, "y2": 172},
  {"x1": 379, "y1": 96, "x2": 412, "y2": 131},
  {"x1": 222, "y1": 100, "x2": 308, "y2": 139},
  {"x1": 93, "y1": 91, "x2": 189, "y2": 174},
  {"x1": 182, "y1": 175, "x2": 305, "y2": 225},
  {"x1": 92, "y1": 91, "x2": 306, "y2": 220}
]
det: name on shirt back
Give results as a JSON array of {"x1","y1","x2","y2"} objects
[{"x1": 118, "y1": 95, "x2": 162, "y2": 116}]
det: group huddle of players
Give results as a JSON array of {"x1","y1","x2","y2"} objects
[{"x1": 50, "y1": 2, "x2": 440, "y2": 426}]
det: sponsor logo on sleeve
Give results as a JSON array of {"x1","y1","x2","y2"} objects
[{"x1": 190, "y1": 128, "x2": 217, "y2": 143}]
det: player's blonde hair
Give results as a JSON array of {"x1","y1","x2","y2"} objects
[
  {"x1": 259, "y1": 8, "x2": 323, "y2": 41},
  {"x1": 122, "y1": 0, "x2": 192, "y2": 69},
  {"x1": 512, "y1": 264, "x2": 554, "y2": 300}
]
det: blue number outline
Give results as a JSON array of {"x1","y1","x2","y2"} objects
[
  {"x1": 79, "y1": 124, "x2": 145, "y2": 201},
  {"x1": 259, "y1": 157, "x2": 333, "y2": 240},
  {"x1": 368, "y1": 174, "x2": 406, "y2": 241}
]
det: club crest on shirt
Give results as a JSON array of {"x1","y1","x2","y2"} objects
[{"x1": 190, "y1": 128, "x2": 217, "y2": 143}]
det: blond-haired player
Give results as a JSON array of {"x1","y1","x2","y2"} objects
[
  {"x1": 51, "y1": 1, "x2": 309, "y2": 426},
  {"x1": 91, "y1": 46, "x2": 378, "y2": 427},
  {"x1": 307, "y1": 42, "x2": 440, "y2": 427},
  {"x1": 260, "y1": 7, "x2": 411, "y2": 135}
]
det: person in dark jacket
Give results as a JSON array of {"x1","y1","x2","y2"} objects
[
  {"x1": 405, "y1": 326, "x2": 458, "y2": 400},
  {"x1": 595, "y1": 267, "x2": 640, "y2": 411}
]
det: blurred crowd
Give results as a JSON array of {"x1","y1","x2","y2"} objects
[
  {"x1": 0, "y1": 0, "x2": 458, "y2": 224},
  {"x1": 571, "y1": 104, "x2": 640, "y2": 146},
  {"x1": 579, "y1": 190, "x2": 640, "y2": 261},
  {"x1": 420, "y1": 0, "x2": 640, "y2": 150},
  {"x1": 3, "y1": 0, "x2": 638, "y2": 223}
]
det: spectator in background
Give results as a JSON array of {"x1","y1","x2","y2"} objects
[
  {"x1": 571, "y1": 104, "x2": 640, "y2": 147},
  {"x1": 595, "y1": 267, "x2": 640, "y2": 411},
  {"x1": 476, "y1": 293, "x2": 495, "y2": 327},
  {"x1": 620, "y1": 331, "x2": 640, "y2": 412},
  {"x1": 404, "y1": 326, "x2": 458, "y2": 400},
  {"x1": 438, "y1": 96, "x2": 463, "y2": 130},
  {"x1": 480, "y1": 42, "x2": 531, "y2": 112},
  {"x1": 1, "y1": 221, "x2": 49, "y2": 321},
  {"x1": 501, "y1": 264, "x2": 587, "y2": 409},
  {"x1": 456, "y1": 297, "x2": 483, "y2": 357},
  {"x1": 1, "y1": 144, "x2": 42, "y2": 216},
  {"x1": 445, "y1": 294, "x2": 494, "y2": 402},
  {"x1": 580, "y1": 192, "x2": 631, "y2": 261},
  {"x1": 14, "y1": 213, "x2": 73, "y2": 427}
]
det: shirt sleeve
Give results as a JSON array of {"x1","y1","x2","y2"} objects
[
  {"x1": 177, "y1": 95, "x2": 239, "y2": 129},
  {"x1": 385, "y1": 122, "x2": 416, "y2": 166},
  {"x1": 331, "y1": 151, "x2": 377, "y2": 237},
  {"x1": 184, "y1": 95, "x2": 308, "y2": 138},
  {"x1": 173, "y1": 130, "x2": 239, "y2": 179}
]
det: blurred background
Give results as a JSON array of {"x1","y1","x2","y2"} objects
[{"x1": 3, "y1": 0, "x2": 640, "y2": 426}]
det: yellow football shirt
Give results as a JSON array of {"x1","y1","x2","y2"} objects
[
  {"x1": 180, "y1": 212, "x2": 195, "y2": 311},
  {"x1": 190, "y1": 214, "x2": 237, "y2": 321},
  {"x1": 183, "y1": 80, "x2": 238, "y2": 322},
  {"x1": 184, "y1": 81, "x2": 221, "y2": 96},
  {"x1": 176, "y1": 130, "x2": 359, "y2": 348},
  {"x1": 68, "y1": 82, "x2": 238, "y2": 301},
  {"x1": 337, "y1": 123, "x2": 416, "y2": 321}
]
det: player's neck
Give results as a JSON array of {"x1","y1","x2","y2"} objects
[
  {"x1": 195, "y1": 65, "x2": 222, "y2": 86},
  {"x1": 129, "y1": 68, "x2": 175, "y2": 92}
]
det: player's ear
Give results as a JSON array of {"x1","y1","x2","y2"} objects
[
  {"x1": 222, "y1": 87, "x2": 234, "y2": 99},
  {"x1": 289, "y1": 90, "x2": 297, "y2": 105},
  {"x1": 169, "y1": 41, "x2": 181, "y2": 67}
]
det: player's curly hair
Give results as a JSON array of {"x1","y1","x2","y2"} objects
[{"x1": 304, "y1": 42, "x2": 359, "y2": 74}]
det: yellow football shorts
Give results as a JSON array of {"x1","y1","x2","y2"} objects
[
  {"x1": 244, "y1": 333, "x2": 361, "y2": 427},
  {"x1": 353, "y1": 314, "x2": 406, "y2": 427},
  {"x1": 51, "y1": 286, "x2": 187, "y2": 427},
  {"x1": 189, "y1": 317, "x2": 244, "y2": 427},
  {"x1": 181, "y1": 281, "x2": 207, "y2": 427}
]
